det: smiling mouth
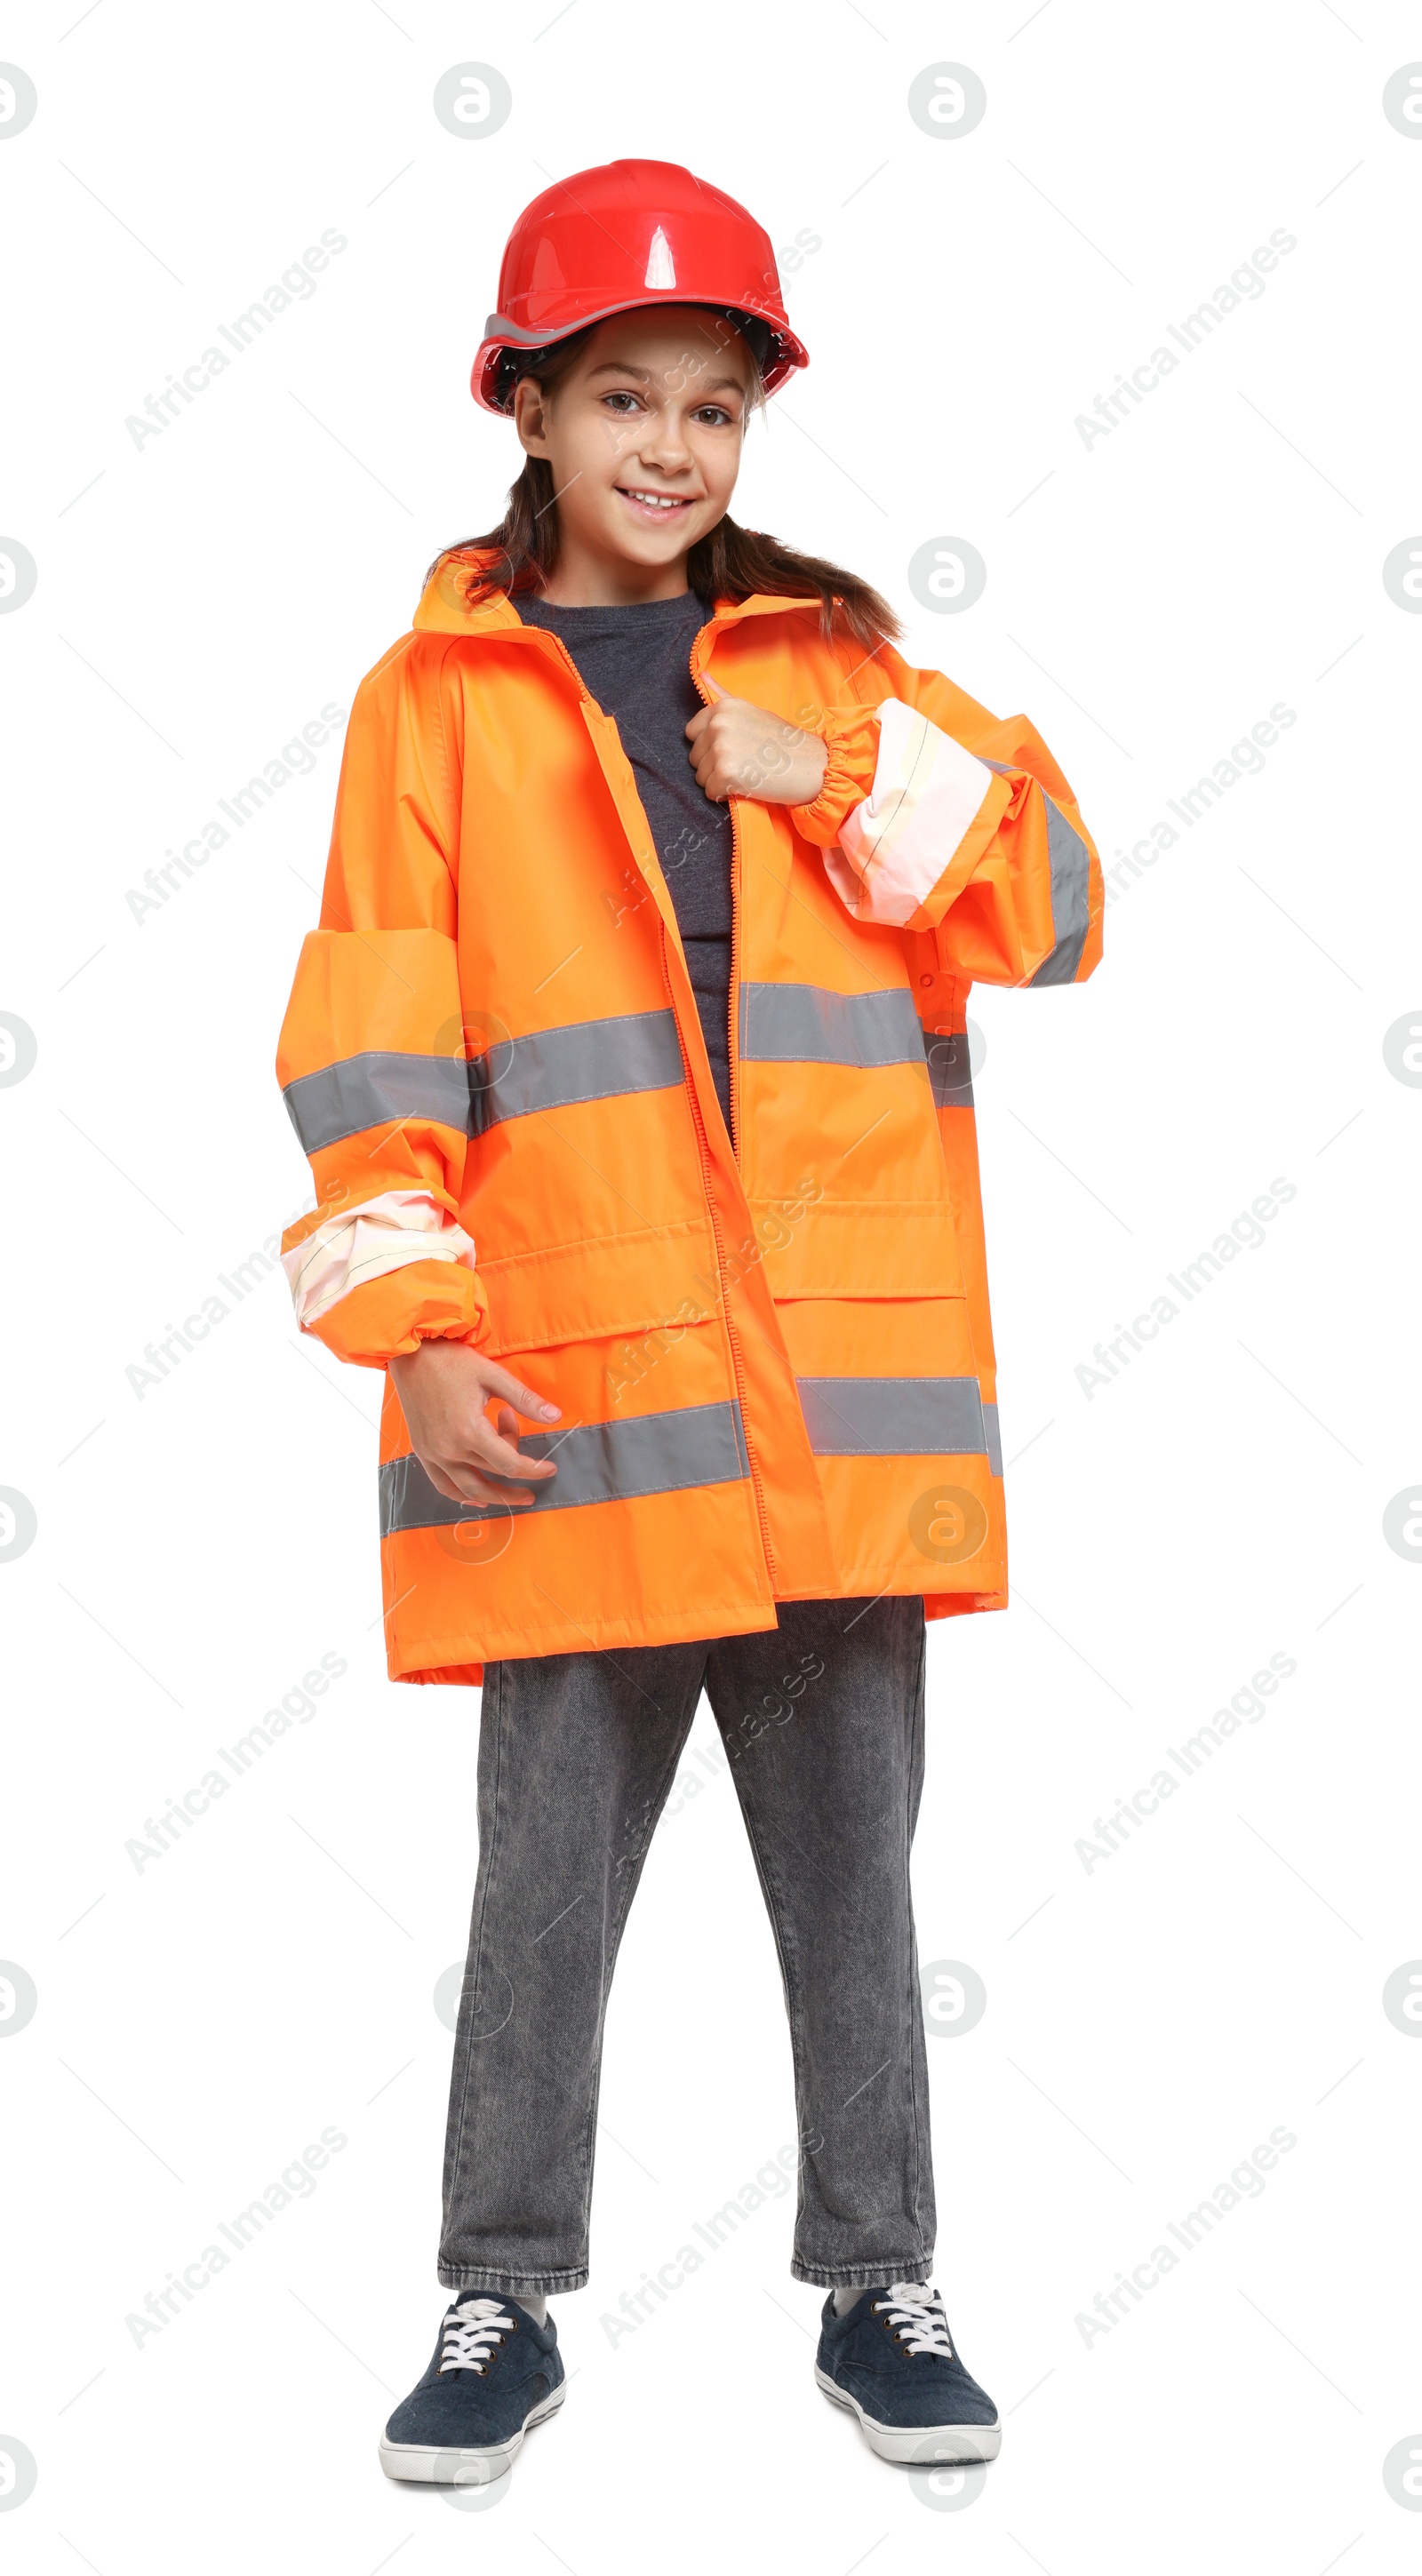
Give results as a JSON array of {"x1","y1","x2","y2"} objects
[{"x1": 615, "y1": 487, "x2": 695, "y2": 515}]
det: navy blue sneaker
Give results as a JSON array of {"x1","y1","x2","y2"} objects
[
  {"x1": 379, "y1": 2293, "x2": 565, "y2": 2484},
  {"x1": 816, "y1": 2281, "x2": 1001, "y2": 2465}
]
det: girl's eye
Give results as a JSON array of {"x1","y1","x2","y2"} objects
[
  {"x1": 692, "y1": 405, "x2": 736, "y2": 427},
  {"x1": 602, "y1": 391, "x2": 643, "y2": 413}
]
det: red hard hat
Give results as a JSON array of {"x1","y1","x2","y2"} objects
[{"x1": 472, "y1": 158, "x2": 809, "y2": 414}]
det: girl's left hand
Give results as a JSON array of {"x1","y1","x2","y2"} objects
[{"x1": 685, "y1": 679, "x2": 828, "y2": 808}]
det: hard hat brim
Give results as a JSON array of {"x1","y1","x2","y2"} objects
[{"x1": 471, "y1": 295, "x2": 809, "y2": 415}]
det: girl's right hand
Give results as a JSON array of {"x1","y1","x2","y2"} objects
[{"x1": 387, "y1": 1339, "x2": 562, "y2": 1509}]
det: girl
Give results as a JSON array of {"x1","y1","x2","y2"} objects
[{"x1": 276, "y1": 158, "x2": 1102, "y2": 2485}]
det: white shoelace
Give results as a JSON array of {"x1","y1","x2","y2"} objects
[
  {"x1": 872, "y1": 2281, "x2": 955, "y2": 2359},
  {"x1": 439, "y1": 2295, "x2": 515, "y2": 2375}
]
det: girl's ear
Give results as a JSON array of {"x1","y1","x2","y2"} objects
[{"x1": 513, "y1": 375, "x2": 550, "y2": 458}]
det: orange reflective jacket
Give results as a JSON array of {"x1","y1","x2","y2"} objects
[{"x1": 276, "y1": 551, "x2": 1103, "y2": 1684}]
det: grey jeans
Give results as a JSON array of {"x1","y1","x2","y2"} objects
[{"x1": 439, "y1": 1595, "x2": 935, "y2": 2293}]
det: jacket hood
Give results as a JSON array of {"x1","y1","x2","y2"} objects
[{"x1": 411, "y1": 546, "x2": 822, "y2": 638}]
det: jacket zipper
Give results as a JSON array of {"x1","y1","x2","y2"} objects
[
  {"x1": 725, "y1": 798, "x2": 744, "y2": 1162},
  {"x1": 686, "y1": 625, "x2": 777, "y2": 1588},
  {"x1": 659, "y1": 911, "x2": 777, "y2": 1591}
]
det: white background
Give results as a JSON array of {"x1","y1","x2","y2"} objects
[{"x1": 4, "y1": 0, "x2": 1420, "y2": 2564}]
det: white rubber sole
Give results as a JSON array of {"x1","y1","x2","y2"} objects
[
  {"x1": 378, "y1": 2383, "x2": 566, "y2": 2484},
  {"x1": 815, "y1": 2366, "x2": 1002, "y2": 2466}
]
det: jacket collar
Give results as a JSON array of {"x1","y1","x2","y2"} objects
[{"x1": 411, "y1": 547, "x2": 821, "y2": 641}]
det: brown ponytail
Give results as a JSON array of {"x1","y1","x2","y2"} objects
[{"x1": 432, "y1": 322, "x2": 901, "y2": 654}]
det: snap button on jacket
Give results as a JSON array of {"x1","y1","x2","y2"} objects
[{"x1": 276, "y1": 552, "x2": 1103, "y2": 1684}]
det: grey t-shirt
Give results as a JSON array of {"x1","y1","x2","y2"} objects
[{"x1": 517, "y1": 590, "x2": 735, "y2": 1133}]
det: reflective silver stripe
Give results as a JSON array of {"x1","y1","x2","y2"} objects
[
  {"x1": 982, "y1": 1401, "x2": 1003, "y2": 1478},
  {"x1": 922, "y1": 1025, "x2": 973, "y2": 1108},
  {"x1": 284, "y1": 1050, "x2": 472, "y2": 1156},
  {"x1": 470, "y1": 1008, "x2": 683, "y2": 1136},
  {"x1": 739, "y1": 981, "x2": 924, "y2": 1067},
  {"x1": 283, "y1": 1008, "x2": 683, "y2": 1155},
  {"x1": 379, "y1": 1398, "x2": 749, "y2": 1531},
  {"x1": 796, "y1": 1376, "x2": 988, "y2": 1457},
  {"x1": 1029, "y1": 798, "x2": 1092, "y2": 986},
  {"x1": 981, "y1": 764, "x2": 1092, "y2": 987}
]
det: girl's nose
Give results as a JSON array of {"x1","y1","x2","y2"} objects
[{"x1": 636, "y1": 410, "x2": 693, "y2": 473}]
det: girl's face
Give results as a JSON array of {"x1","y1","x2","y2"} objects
[{"x1": 514, "y1": 306, "x2": 754, "y2": 589}]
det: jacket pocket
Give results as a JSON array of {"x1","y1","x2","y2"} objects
[
  {"x1": 474, "y1": 1219, "x2": 722, "y2": 1357},
  {"x1": 747, "y1": 1194, "x2": 967, "y2": 1301}
]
